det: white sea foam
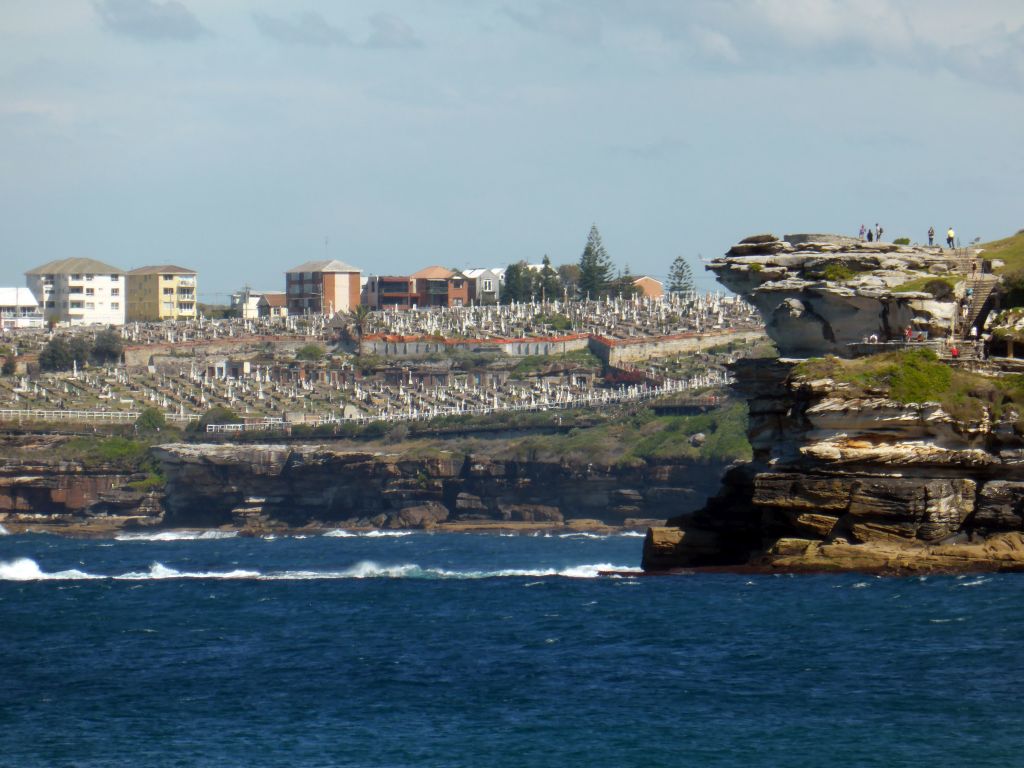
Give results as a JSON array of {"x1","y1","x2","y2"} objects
[
  {"x1": 958, "y1": 577, "x2": 992, "y2": 588},
  {"x1": 0, "y1": 523, "x2": 9, "y2": 536},
  {"x1": 115, "y1": 562, "x2": 262, "y2": 580},
  {"x1": 558, "y1": 533, "x2": 608, "y2": 540},
  {"x1": 360, "y1": 530, "x2": 414, "y2": 538},
  {"x1": 618, "y1": 531, "x2": 646, "y2": 538},
  {"x1": 0, "y1": 557, "x2": 639, "y2": 581},
  {"x1": 0, "y1": 557, "x2": 100, "y2": 581},
  {"x1": 115, "y1": 530, "x2": 239, "y2": 542},
  {"x1": 323, "y1": 529, "x2": 356, "y2": 537}
]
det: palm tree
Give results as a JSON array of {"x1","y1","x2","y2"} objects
[{"x1": 349, "y1": 304, "x2": 372, "y2": 347}]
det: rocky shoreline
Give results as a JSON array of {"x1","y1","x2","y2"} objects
[
  {"x1": 644, "y1": 234, "x2": 1024, "y2": 574},
  {"x1": 0, "y1": 439, "x2": 726, "y2": 539}
]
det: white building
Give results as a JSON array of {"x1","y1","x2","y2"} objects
[
  {"x1": 230, "y1": 289, "x2": 274, "y2": 320},
  {"x1": 25, "y1": 258, "x2": 126, "y2": 326},
  {"x1": 463, "y1": 268, "x2": 502, "y2": 304},
  {"x1": 0, "y1": 287, "x2": 44, "y2": 329}
]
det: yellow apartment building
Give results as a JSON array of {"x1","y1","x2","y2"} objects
[{"x1": 126, "y1": 265, "x2": 198, "y2": 321}]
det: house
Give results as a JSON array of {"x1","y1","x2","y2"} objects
[
  {"x1": 410, "y1": 266, "x2": 470, "y2": 308},
  {"x1": 0, "y1": 287, "x2": 44, "y2": 329},
  {"x1": 632, "y1": 276, "x2": 664, "y2": 299},
  {"x1": 363, "y1": 275, "x2": 416, "y2": 310},
  {"x1": 257, "y1": 292, "x2": 289, "y2": 318},
  {"x1": 25, "y1": 258, "x2": 126, "y2": 326},
  {"x1": 126, "y1": 265, "x2": 198, "y2": 322},
  {"x1": 463, "y1": 268, "x2": 501, "y2": 305},
  {"x1": 285, "y1": 259, "x2": 361, "y2": 315},
  {"x1": 229, "y1": 289, "x2": 272, "y2": 319}
]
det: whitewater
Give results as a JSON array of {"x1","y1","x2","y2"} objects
[{"x1": 3, "y1": 530, "x2": 1024, "y2": 767}]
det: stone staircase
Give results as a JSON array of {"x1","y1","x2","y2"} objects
[{"x1": 959, "y1": 273, "x2": 999, "y2": 340}]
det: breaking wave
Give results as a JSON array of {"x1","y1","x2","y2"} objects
[
  {"x1": 0, "y1": 558, "x2": 640, "y2": 581},
  {"x1": 0, "y1": 557, "x2": 100, "y2": 581},
  {"x1": 0, "y1": 524, "x2": 9, "y2": 536},
  {"x1": 115, "y1": 530, "x2": 239, "y2": 542}
]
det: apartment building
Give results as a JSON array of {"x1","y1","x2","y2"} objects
[
  {"x1": 126, "y1": 265, "x2": 198, "y2": 321},
  {"x1": 25, "y1": 258, "x2": 126, "y2": 326},
  {"x1": 363, "y1": 275, "x2": 416, "y2": 310},
  {"x1": 285, "y1": 259, "x2": 361, "y2": 315},
  {"x1": 411, "y1": 266, "x2": 470, "y2": 308},
  {"x1": 0, "y1": 287, "x2": 44, "y2": 329}
]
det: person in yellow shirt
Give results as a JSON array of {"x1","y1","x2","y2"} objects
[{"x1": 946, "y1": 227, "x2": 956, "y2": 249}]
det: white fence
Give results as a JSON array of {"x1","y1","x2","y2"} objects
[{"x1": 0, "y1": 408, "x2": 199, "y2": 425}]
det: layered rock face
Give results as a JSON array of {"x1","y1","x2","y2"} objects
[
  {"x1": 153, "y1": 444, "x2": 727, "y2": 532},
  {"x1": 0, "y1": 456, "x2": 161, "y2": 534},
  {"x1": 642, "y1": 356, "x2": 1024, "y2": 572},
  {"x1": 644, "y1": 233, "x2": 1024, "y2": 573},
  {"x1": 707, "y1": 234, "x2": 958, "y2": 357}
]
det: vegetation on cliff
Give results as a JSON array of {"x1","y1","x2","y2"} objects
[
  {"x1": 794, "y1": 348, "x2": 1024, "y2": 423},
  {"x1": 499, "y1": 402, "x2": 751, "y2": 466},
  {"x1": 983, "y1": 228, "x2": 1024, "y2": 273}
]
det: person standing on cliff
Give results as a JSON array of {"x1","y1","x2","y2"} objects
[
  {"x1": 928, "y1": 226, "x2": 935, "y2": 246},
  {"x1": 867, "y1": 228, "x2": 874, "y2": 242},
  {"x1": 876, "y1": 224, "x2": 884, "y2": 242},
  {"x1": 859, "y1": 224, "x2": 866, "y2": 240},
  {"x1": 947, "y1": 227, "x2": 956, "y2": 249}
]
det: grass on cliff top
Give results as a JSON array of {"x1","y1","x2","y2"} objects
[
  {"x1": 794, "y1": 348, "x2": 1024, "y2": 423},
  {"x1": 981, "y1": 229, "x2": 1024, "y2": 273},
  {"x1": 891, "y1": 275, "x2": 959, "y2": 294},
  {"x1": 497, "y1": 401, "x2": 751, "y2": 466}
]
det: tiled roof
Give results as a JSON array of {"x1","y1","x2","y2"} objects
[
  {"x1": 286, "y1": 259, "x2": 361, "y2": 274},
  {"x1": 25, "y1": 258, "x2": 124, "y2": 276},
  {"x1": 127, "y1": 265, "x2": 196, "y2": 275}
]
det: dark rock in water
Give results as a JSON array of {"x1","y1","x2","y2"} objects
[{"x1": 388, "y1": 502, "x2": 448, "y2": 529}]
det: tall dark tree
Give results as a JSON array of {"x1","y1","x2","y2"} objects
[
  {"x1": 502, "y1": 261, "x2": 535, "y2": 304},
  {"x1": 577, "y1": 224, "x2": 614, "y2": 298},
  {"x1": 667, "y1": 255, "x2": 695, "y2": 294}
]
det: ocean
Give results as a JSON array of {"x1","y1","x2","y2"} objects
[{"x1": 1, "y1": 528, "x2": 1023, "y2": 767}]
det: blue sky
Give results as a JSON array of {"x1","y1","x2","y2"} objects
[{"x1": 2, "y1": 0, "x2": 1022, "y2": 300}]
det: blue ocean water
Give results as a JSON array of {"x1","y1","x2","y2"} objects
[{"x1": 1, "y1": 529, "x2": 1023, "y2": 767}]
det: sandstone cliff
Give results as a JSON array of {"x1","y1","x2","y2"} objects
[
  {"x1": 152, "y1": 443, "x2": 726, "y2": 533},
  {"x1": 644, "y1": 233, "x2": 1024, "y2": 573}
]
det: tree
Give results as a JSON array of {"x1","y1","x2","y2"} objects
[
  {"x1": 295, "y1": 344, "x2": 326, "y2": 361},
  {"x1": 349, "y1": 304, "x2": 372, "y2": 344},
  {"x1": 39, "y1": 337, "x2": 73, "y2": 372},
  {"x1": 196, "y1": 406, "x2": 241, "y2": 432},
  {"x1": 1, "y1": 357, "x2": 15, "y2": 376},
  {"x1": 537, "y1": 255, "x2": 561, "y2": 303},
  {"x1": 69, "y1": 337, "x2": 91, "y2": 368},
  {"x1": 502, "y1": 261, "x2": 535, "y2": 304},
  {"x1": 557, "y1": 264, "x2": 581, "y2": 297},
  {"x1": 135, "y1": 407, "x2": 167, "y2": 434},
  {"x1": 91, "y1": 327, "x2": 123, "y2": 365},
  {"x1": 667, "y1": 255, "x2": 695, "y2": 294},
  {"x1": 577, "y1": 224, "x2": 614, "y2": 298}
]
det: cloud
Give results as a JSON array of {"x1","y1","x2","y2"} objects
[
  {"x1": 93, "y1": 0, "x2": 206, "y2": 41},
  {"x1": 503, "y1": 3, "x2": 602, "y2": 45},
  {"x1": 365, "y1": 13, "x2": 422, "y2": 49},
  {"x1": 943, "y1": 23, "x2": 1024, "y2": 90},
  {"x1": 252, "y1": 10, "x2": 421, "y2": 49},
  {"x1": 251, "y1": 11, "x2": 349, "y2": 47}
]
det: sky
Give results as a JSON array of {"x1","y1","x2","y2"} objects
[{"x1": 2, "y1": 0, "x2": 1023, "y2": 301}]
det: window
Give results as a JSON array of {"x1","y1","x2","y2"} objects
[
  {"x1": 163, "y1": 288, "x2": 174, "y2": 295},
  {"x1": 110, "y1": 275, "x2": 119, "y2": 281},
  {"x1": 111, "y1": 302, "x2": 119, "y2": 310},
  {"x1": 483, "y1": 279, "x2": 493, "y2": 292},
  {"x1": 86, "y1": 288, "x2": 94, "y2": 296},
  {"x1": 71, "y1": 274, "x2": 82, "y2": 280},
  {"x1": 86, "y1": 302, "x2": 95, "y2": 310},
  {"x1": 111, "y1": 288, "x2": 119, "y2": 296},
  {"x1": 45, "y1": 301, "x2": 55, "y2": 308},
  {"x1": 68, "y1": 286, "x2": 83, "y2": 294},
  {"x1": 85, "y1": 274, "x2": 93, "y2": 281},
  {"x1": 162, "y1": 274, "x2": 173, "y2": 281},
  {"x1": 70, "y1": 301, "x2": 83, "y2": 309}
]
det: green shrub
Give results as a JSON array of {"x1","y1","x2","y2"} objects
[
  {"x1": 820, "y1": 263, "x2": 856, "y2": 282},
  {"x1": 295, "y1": 344, "x2": 326, "y2": 361},
  {"x1": 135, "y1": 408, "x2": 167, "y2": 433},
  {"x1": 893, "y1": 237, "x2": 911, "y2": 245}
]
